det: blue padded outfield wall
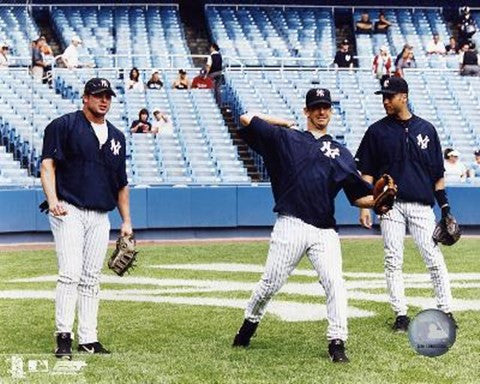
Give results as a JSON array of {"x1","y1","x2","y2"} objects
[{"x1": 0, "y1": 185, "x2": 478, "y2": 233}]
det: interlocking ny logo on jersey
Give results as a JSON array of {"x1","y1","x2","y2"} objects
[
  {"x1": 320, "y1": 141, "x2": 340, "y2": 159},
  {"x1": 417, "y1": 134, "x2": 430, "y2": 149},
  {"x1": 110, "y1": 138, "x2": 121, "y2": 155}
]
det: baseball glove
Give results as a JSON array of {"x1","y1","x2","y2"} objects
[
  {"x1": 432, "y1": 213, "x2": 461, "y2": 246},
  {"x1": 108, "y1": 234, "x2": 139, "y2": 276},
  {"x1": 373, "y1": 174, "x2": 397, "y2": 215}
]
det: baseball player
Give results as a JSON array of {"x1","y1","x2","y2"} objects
[
  {"x1": 355, "y1": 77, "x2": 456, "y2": 332},
  {"x1": 232, "y1": 88, "x2": 391, "y2": 363},
  {"x1": 40, "y1": 78, "x2": 132, "y2": 359}
]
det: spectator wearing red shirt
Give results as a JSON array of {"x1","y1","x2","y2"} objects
[{"x1": 191, "y1": 68, "x2": 214, "y2": 89}]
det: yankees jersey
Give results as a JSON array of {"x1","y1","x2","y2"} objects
[
  {"x1": 239, "y1": 117, "x2": 372, "y2": 229},
  {"x1": 42, "y1": 111, "x2": 128, "y2": 212},
  {"x1": 355, "y1": 114, "x2": 444, "y2": 206}
]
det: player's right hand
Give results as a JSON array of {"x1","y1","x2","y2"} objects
[
  {"x1": 359, "y1": 208, "x2": 372, "y2": 229},
  {"x1": 49, "y1": 201, "x2": 68, "y2": 216}
]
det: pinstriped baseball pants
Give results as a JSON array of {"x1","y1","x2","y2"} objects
[
  {"x1": 380, "y1": 201, "x2": 453, "y2": 316},
  {"x1": 245, "y1": 215, "x2": 348, "y2": 341},
  {"x1": 49, "y1": 202, "x2": 110, "y2": 344}
]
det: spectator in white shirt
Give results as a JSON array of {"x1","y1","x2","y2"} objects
[
  {"x1": 444, "y1": 148, "x2": 467, "y2": 183},
  {"x1": 62, "y1": 36, "x2": 83, "y2": 68},
  {"x1": 151, "y1": 108, "x2": 173, "y2": 135},
  {"x1": 127, "y1": 67, "x2": 145, "y2": 92},
  {"x1": 0, "y1": 43, "x2": 9, "y2": 68},
  {"x1": 426, "y1": 33, "x2": 446, "y2": 55}
]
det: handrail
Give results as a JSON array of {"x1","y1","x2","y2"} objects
[
  {"x1": 204, "y1": 3, "x2": 443, "y2": 11},
  {"x1": 0, "y1": 3, "x2": 179, "y2": 8}
]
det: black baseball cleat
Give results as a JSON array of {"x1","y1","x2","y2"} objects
[
  {"x1": 328, "y1": 339, "x2": 349, "y2": 363},
  {"x1": 445, "y1": 312, "x2": 458, "y2": 329},
  {"x1": 55, "y1": 332, "x2": 72, "y2": 360},
  {"x1": 392, "y1": 315, "x2": 410, "y2": 332},
  {"x1": 232, "y1": 319, "x2": 258, "y2": 347},
  {"x1": 78, "y1": 341, "x2": 111, "y2": 354}
]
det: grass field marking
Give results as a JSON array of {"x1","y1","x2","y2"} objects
[{"x1": 0, "y1": 289, "x2": 374, "y2": 322}]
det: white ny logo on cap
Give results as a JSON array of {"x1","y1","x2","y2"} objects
[
  {"x1": 383, "y1": 79, "x2": 390, "y2": 88},
  {"x1": 316, "y1": 89, "x2": 325, "y2": 97},
  {"x1": 101, "y1": 79, "x2": 109, "y2": 88}
]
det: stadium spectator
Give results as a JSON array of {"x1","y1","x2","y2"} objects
[
  {"x1": 372, "y1": 45, "x2": 392, "y2": 79},
  {"x1": 151, "y1": 108, "x2": 173, "y2": 135},
  {"x1": 426, "y1": 33, "x2": 446, "y2": 55},
  {"x1": 146, "y1": 69, "x2": 163, "y2": 90},
  {"x1": 356, "y1": 12, "x2": 373, "y2": 34},
  {"x1": 62, "y1": 36, "x2": 84, "y2": 68},
  {"x1": 445, "y1": 36, "x2": 459, "y2": 55},
  {"x1": 395, "y1": 46, "x2": 416, "y2": 77},
  {"x1": 458, "y1": 6, "x2": 477, "y2": 46},
  {"x1": 191, "y1": 68, "x2": 214, "y2": 89},
  {"x1": 467, "y1": 150, "x2": 480, "y2": 179},
  {"x1": 172, "y1": 69, "x2": 190, "y2": 89},
  {"x1": 374, "y1": 12, "x2": 392, "y2": 34},
  {"x1": 127, "y1": 67, "x2": 145, "y2": 92},
  {"x1": 459, "y1": 42, "x2": 480, "y2": 76},
  {"x1": 130, "y1": 108, "x2": 152, "y2": 133},
  {"x1": 334, "y1": 39, "x2": 354, "y2": 69},
  {"x1": 0, "y1": 43, "x2": 9, "y2": 68},
  {"x1": 443, "y1": 148, "x2": 467, "y2": 183},
  {"x1": 31, "y1": 36, "x2": 46, "y2": 80},
  {"x1": 206, "y1": 43, "x2": 223, "y2": 102}
]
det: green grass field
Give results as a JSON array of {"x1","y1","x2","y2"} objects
[{"x1": 0, "y1": 239, "x2": 479, "y2": 384}]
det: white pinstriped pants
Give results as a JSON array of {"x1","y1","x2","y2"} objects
[
  {"x1": 245, "y1": 215, "x2": 348, "y2": 341},
  {"x1": 49, "y1": 202, "x2": 110, "y2": 344},
  {"x1": 380, "y1": 201, "x2": 453, "y2": 316}
]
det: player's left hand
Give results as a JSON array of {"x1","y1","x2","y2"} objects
[{"x1": 120, "y1": 221, "x2": 133, "y2": 237}]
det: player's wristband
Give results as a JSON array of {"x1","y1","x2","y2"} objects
[{"x1": 434, "y1": 189, "x2": 450, "y2": 217}]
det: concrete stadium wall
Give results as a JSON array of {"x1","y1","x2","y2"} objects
[{"x1": 0, "y1": 185, "x2": 478, "y2": 233}]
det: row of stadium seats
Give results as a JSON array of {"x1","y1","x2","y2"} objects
[
  {"x1": 50, "y1": 5, "x2": 192, "y2": 69},
  {"x1": 206, "y1": 6, "x2": 335, "y2": 67},
  {"x1": 223, "y1": 69, "x2": 480, "y2": 180},
  {"x1": 0, "y1": 68, "x2": 249, "y2": 186},
  {"x1": 355, "y1": 8, "x2": 456, "y2": 69},
  {"x1": 4, "y1": 5, "x2": 475, "y2": 69},
  {"x1": 1, "y1": 66, "x2": 480, "y2": 186}
]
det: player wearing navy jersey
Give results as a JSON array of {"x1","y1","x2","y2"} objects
[
  {"x1": 232, "y1": 88, "x2": 390, "y2": 363},
  {"x1": 40, "y1": 78, "x2": 132, "y2": 359},
  {"x1": 355, "y1": 77, "x2": 456, "y2": 332}
]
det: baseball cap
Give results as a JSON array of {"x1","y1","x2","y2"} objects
[
  {"x1": 151, "y1": 68, "x2": 159, "y2": 76},
  {"x1": 474, "y1": 150, "x2": 480, "y2": 156},
  {"x1": 306, "y1": 88, "x2": 332, "y2": 109},
  {"x1": 446, "y1": 149, "x2": 460, "y2": 157},
  {"x1": 341, "y1": 39, "x2": 349, "y2": 45},
  {"x1": 380, "y1": 45, "x2": 389, "y2": 52},
  {"x1": 199, "y1": 67, "x2": 207, "y2": 75},
  {"x1": 72, "y1": 36, "x2": 82, "y2": 44},
  {"x1": 152, "y1": 108, "x2": 161, "y2": 114},
  {"x1": 84, "y1": 78, "x2": 116, "y2": 97},
  {"x1": 0, "y1": 42, "x2": 8, "y2": 49},
  {"x1": 375, "y1": 77, "x2": 409, "y2": 95},
  {"x1": 179, "y1": 69, "x2": 187, "y2": 75}
]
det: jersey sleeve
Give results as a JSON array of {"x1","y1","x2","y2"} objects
[
  {"x1": 337, "y1": 147, "x2": 373, "y2": 205},
  {"x1": 41, "y1": 117, "x2": 67, "y2": 161},
  {"x1": 354, "y1": 127, "x2": 378, "y2": 177},
  {"x1": 237, "y1": 116, "x2": 283, "y2": 157}
]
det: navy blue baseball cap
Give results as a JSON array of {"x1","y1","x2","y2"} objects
[
  {"x1": 84, "y1": 78, "x2": 116, "y2": 97},
  {"x1": 375, "y1": 77, "x2": 409, "y2": 95},
  {"x1": 306, "y1": 88, "x2": 332, "y2": 108}
]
